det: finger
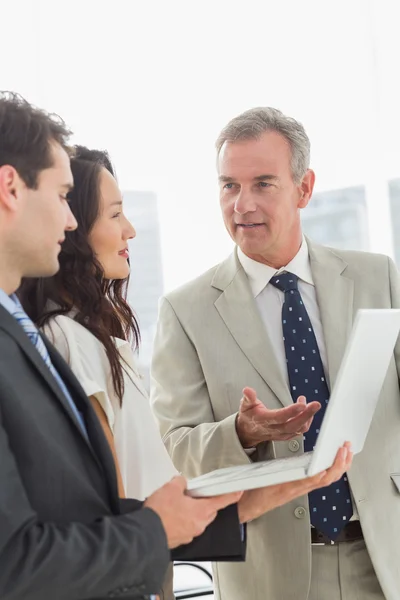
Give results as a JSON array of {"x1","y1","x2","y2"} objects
[
  {"x1": 338, "y1": 443, "x2": 353, "y2": 470},
  {"x1": 284, "y1": 402, "x2": 321, "y2": 424},
  {"x1": 264, "y1": 401, "x2": 319, "y2": 426},
  {"x1": 240, "y1": 387, "x2": 260, "y2": 411},
  {"x1": 209, "y1": 491, "x2": 243, "y2": 511},
  {"x1": 343, "y1": 442, "x2": 353, "y2": 468},
  {"x1": 296, "y1": 395, "x2": 307, "y2": 405},
  {"x1": 303, "y1": 417, "x2": 314, "y2": 431},
  {"x1": 242, "y1": 387, "x2": 258, "y2": 402},
  {"x1": 319, "y1": 446, "x2": 350, "y2": 484},
  {"x1": 332, "y1": 445, "x2": 349, "y2": 468},
  {"x1": 343, "y1": 441, "x2": 352, "y2": 456},
  {"x1": 345, "y1": 451, "x2": 354, "y2": 470},
  {"x1": 287, "y1": 401, "x2": 321, "y2": 421},
  {"x1": 273, "y1": 402, "x2": 321, "y2": 429},
  {"x1": 259, "y1": 403, "x2": 308, "y2": 425},
  {"x1": 170, "y1": 475, "x2": 187, "y2": 491}
]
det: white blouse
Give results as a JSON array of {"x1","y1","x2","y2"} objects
[{"x1": 43, "y1": 315, "x2": 177, "y2": 500}]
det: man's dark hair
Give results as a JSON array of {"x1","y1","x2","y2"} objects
[{"x1": 0, "y1": 91, "x2": 71, "y2": 189}]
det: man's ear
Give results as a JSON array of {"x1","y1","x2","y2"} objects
[
  {"x1": 298, "y1": 169, "x2": 315, "y2": 209},
  {"x1": 0, "y1": 165, "x2": 24, "y2": 212}
]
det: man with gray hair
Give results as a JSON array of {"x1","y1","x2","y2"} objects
[{"x1": 151, "y1": 107, "x2": 400, "y2": 599}]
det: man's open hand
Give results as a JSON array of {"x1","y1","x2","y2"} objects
[{"x1": 236, "y1": 387, "x2": 321, "y2": 448}]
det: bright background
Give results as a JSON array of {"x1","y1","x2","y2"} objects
[{"x1": 2, "y1": 0, "x2": 400, "y2": 285}]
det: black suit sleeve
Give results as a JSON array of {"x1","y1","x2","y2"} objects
[
  {"x1": 119, "y1": 498, "x2": 144, "y2": 513},
  {"x1": 119, "y1": 499, "x2": 246, "y2": 562},
  {"x1": 0, "y1": 419, "x2": 170, "y2": 600}
]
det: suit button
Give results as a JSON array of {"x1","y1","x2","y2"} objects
[
  {"x1": 294, "y1": 506, "x2": 307, "y2": 519},
  {"x1": 288, "y1": 440, "x2": 300, "y2": 452}
]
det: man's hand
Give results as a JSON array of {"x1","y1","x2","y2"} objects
[
  {"x1": 238, "y1": 442, "x2": 353, "y2": 523},
  {"x1": 144, "y1": 476, "x2": 242, "y2": 549},
  {"x1": 236, "y1": 386, "x2": 321, "y2": 448}
]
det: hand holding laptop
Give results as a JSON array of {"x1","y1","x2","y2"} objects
[
  {"x1": 237, "y1": 442, "x2": 352, "y2": 523},
  {"x1": 236, "y1": 387, "x2": 321, "y2": 448},
  {"x1": 145, "y1": 476, "x2": 242, "y2": 548}
]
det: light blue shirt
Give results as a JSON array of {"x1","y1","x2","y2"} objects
[{"x1": 0, "y1": 288, "x2": 88, "y2": 439}]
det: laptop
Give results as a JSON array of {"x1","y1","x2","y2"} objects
[{"x1": 186, "y1": 309, "x2": 400, "y2": 497}]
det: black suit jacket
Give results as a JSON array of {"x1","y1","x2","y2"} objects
[{"x1": 0, "y1": 305, "x2": 245, "y2": 600}]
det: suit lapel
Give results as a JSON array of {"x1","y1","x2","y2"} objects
[
  {"x1": 0, "y1": 306, "x2": 92, "y2": 444},
  {"x1": 307, "y1": 240, "x2": 354, "y2": 390},
  {"x1": 213, "y1": 252, "x2": 293, "y2": 408},
  {"x1": 46, "y1": 339, "x2": 120, "y2": 512},
  {"x1": 0, "y1": 306, "x2": 120, "y2": 512}
]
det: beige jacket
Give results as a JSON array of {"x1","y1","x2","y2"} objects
[{"x1": 151, "y1": 240, "x2": 400, "y2": 600}]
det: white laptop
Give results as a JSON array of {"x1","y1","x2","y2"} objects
[{"x1": 187, "y1": 309, "x2": 400, "y2": 497}]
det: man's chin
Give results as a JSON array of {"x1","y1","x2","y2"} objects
[
  {"x1": 237, "y1": 239, "x2": 266, "y2": 256},
  {"x1": 45, "y1": 261, "x2": 61, "y2": 277},
  {"x1": 29, "y1": 260, "x2": 60, "y2": 279}
]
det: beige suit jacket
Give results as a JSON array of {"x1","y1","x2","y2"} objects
[{"x1": 151, "y1": 240, "x2": 400, "y2": 600}]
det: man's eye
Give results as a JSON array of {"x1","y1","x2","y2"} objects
[
  {"x1": 223, "y1": 183, "x2": 234, "y2": 190},
  {"x1": 258, "y1": 181, "x2": 271, "y2": 188}
]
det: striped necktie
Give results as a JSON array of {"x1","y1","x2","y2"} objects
[{"x1": 11, "y1": 298, "x2": 88, "y2": 438}]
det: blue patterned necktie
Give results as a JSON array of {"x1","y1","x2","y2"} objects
[
  {"x1": 270, "y1": 272, "x2": 352, "y2": 540},
  {"x1": 10, "y1": 298, "x2": 88, "y2": 438}
]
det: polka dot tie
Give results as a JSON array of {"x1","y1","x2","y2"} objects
[{"x1": 270, "y1": 272, "x2": 353, "y2": 540}]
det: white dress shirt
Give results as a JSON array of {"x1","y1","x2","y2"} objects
[
  {"x1": 238, "y1": 238, "x2": 329, "y2": 384},
  {"x1": 237, "y1": 238, "x2": 358, "y2": 520}
]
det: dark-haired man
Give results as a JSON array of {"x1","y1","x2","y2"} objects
[{"x1": 0, "y1": 92, "x2": 245, "y2": 600}]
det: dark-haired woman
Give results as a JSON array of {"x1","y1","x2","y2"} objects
[
  {"x1": 19, "y1": 146, "x2": 177, "y2": 500},
  {"x1": 19, "y1": 146, "x2": 177, "y2": 599}
]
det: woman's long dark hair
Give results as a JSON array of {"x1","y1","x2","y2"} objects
[{"x1": 18, "y1": 146, "x2": 140, "y2": 405}]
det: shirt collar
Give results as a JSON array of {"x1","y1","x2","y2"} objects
[
  {"x1": 237, "y1": 237, "x2": 314, "y2": 298},
  {"x1": 0, "y1": 289, "x2": 20, "y2": 315}
]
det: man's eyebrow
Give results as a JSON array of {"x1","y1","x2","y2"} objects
[
  {"x1": 218, "y1": 174, "x2": 279, "y2": 183},
  {"x1": 253, "y1": 174, "x2": 279, "y2": 182}
]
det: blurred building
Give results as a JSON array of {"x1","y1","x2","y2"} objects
[
  {"x1": 123, "y1": 190, "x2": 164, "y2": 389},
  {"x1": 302, "y1": 185, "x2": 369, "y2": 251}
]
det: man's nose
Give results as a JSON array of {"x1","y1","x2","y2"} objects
[{"x1": 234, "y1": 190, "x2": 257, "y2": 215}]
